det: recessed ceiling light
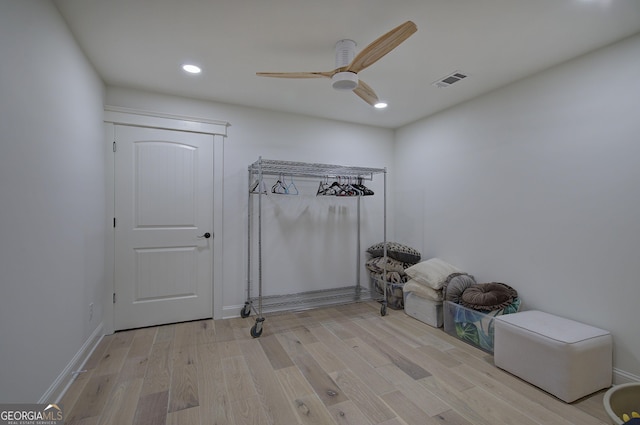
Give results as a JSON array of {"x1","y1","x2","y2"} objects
[
  {"x1": 182, "y1": 64, "x2": 201, "y2": 74},
  {"x1": 374, "y1": 102, "x2": 388, "y2": 109}
]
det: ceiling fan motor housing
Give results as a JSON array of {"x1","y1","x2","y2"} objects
[
  {"x1": 335, "y1": 39, "x2": 356, "y2": 67},
  {"x1": 332, "y1": 72, "x2": 358, "y2": 90},
  {"x1": 333, "y1": 39, "x2": 358, "y2": 90}
]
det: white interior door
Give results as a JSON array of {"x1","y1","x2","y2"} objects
[{"x1": 114, "y1": 125, "x2": 214, "y2": 330}]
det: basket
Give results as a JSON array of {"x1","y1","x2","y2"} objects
[
  {"x1": 603, "y1": 383, "x2": 640, "y2": 425},
  {"x1": 370, "y1": 275, "x2": 405, "y2": 310}
]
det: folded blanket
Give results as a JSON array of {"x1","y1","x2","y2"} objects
[
  {"x1": 404, "y1": 258, "x2": 459, "y2": 290},
  {"x1": 369, "y1": 271, "x2": 409, "y2": 284},
  {"x1": 365, "y1": 256, "x2": 412, "y2": 275},
  {"x1": 403, "y1": 279, "x2": 443, "y2": 302}
]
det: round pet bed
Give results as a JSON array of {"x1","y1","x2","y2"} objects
[
  {"x1": 460, "y1": 282, "x2": 518, "y2": 311},
  {"x1": 442, "y1": 273, "x2": 476, "y2": 303}
]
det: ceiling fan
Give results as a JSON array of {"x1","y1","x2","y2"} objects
[{"x1": 256, "y1": 21, "x2": 417, "y2": 107}]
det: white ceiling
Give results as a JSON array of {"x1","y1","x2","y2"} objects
[{"x1": 53, "y1": 0, "x2": 640, "y2": 129}]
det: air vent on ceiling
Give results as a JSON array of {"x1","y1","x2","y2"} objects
[{"x1": 432, "y1": 71, "x2": 468, "y2": 88}]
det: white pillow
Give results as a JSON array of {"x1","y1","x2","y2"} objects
[{"x1": 404, "y1": 258, "x2": 459, "y2": 290}]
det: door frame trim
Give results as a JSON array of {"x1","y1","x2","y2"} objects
[
  {"x1": 104, "y1": 105, "x2": 230, "y2": 136},
  {"x1": 104, "y1": 107, "x2": 227, "y2": 335}
]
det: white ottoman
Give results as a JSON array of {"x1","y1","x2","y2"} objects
[{"x1": 494, "y1": 310, "x2": 612, "y2": 403}]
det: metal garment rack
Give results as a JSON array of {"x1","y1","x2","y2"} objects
[{"x1": 241, "y1": 157, "x2": 388, "y2": 337}]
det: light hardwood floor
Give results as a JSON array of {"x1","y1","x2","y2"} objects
[{"x1": 61, "y1": 302, "x2": 611, "y2": 425}]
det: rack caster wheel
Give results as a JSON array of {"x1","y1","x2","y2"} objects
[
  {"x1": 250, "y1": 324, "x2": 263, "y2": 338},
  {"x1": 240, "y1": 302, "x2": 251, "y2": 318},
  {"x1": 380, "y1": 304, "x2": 387, "y2": 316},
  {"x1": 250, "y1": 318, "x2": 264, "y2": 338}
]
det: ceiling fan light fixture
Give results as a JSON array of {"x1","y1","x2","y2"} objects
[
  {"x1": 374, "y1": 102, "x2": 388, "y2": 109},
  {"x1": 182, "y1": 64, "x2": 202, "y2": 74},
  {"x1": 332, "y1": 71, "x2": 359, "y2": 91}
]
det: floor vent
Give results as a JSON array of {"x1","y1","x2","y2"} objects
[{"x1": 432, "y1": 71, "x2": 468, "y2": 88}]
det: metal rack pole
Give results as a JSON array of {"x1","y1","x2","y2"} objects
[
  {"x1": 381, "y1": 168, "x2": 388, "y2": 315},
  {"x1": 241, "y1": 169, "x2": 254, "y2": 319},
  {"x1": 254, "y1": 157, "x2": 265, "y2": 335},
  {"x1": 246, "y1": 169, "x2": 252, "y2": 306},
  {"x1": 356, "y1": 195, "x2": 361, "y2": 299}
]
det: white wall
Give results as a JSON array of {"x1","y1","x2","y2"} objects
[
  {"x1": 7, "y1": 0, "x2": 635, "y2": 401},
  {"x1": 395, "y1": 34, "x2": 640, "y2": 379},
  {"x1": 0, "y1": 1, "x2": 106, "y2": 402},
  {"x1": 105, "y1": 88, "x2": 395, "y2": 317}
]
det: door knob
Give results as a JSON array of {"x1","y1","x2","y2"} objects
[{"x1": 197, "y1": 232, "x2": 212, "y2": 239}]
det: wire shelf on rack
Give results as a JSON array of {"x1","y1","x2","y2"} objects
[
  {"x1": 246, "y1": 285, "x2": 381, "y2": 315},
  {"x1": 249, "y1": 158, "x2": 385, "y2": 180}
]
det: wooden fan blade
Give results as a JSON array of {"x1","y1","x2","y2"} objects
[
  {"x1": 347, "y1": 21, "x2": 417, "y2": 74},
  {"x1": 256, "y1": 71, "x2": 333, "y2": 78},
  {"x1": 353, "y1": 80, "x2": 379, "y2": 106}
]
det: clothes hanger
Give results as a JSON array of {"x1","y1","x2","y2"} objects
[
  {"x1": 349, "y1": 177, "x2": 364, "y2": 196},
  {"x1": 271, "y1": 174, "x2": 288, "y2": 194},
  {"x1": 337, "y1": 176, "x2": 358, "y2": 196},
  {"x1": 355, "y1": 177, "x2": 374, "y2": 196},
  {"x1": 320, "y1": 176, "x2": 335, "y2": 196},
  {"x1": 250, "y1": 178, "x2": 267, "y2": 194},
  {"x1": 324, "y1": 177, "x2": 342, "y2": 196},
  {"x1": 336, "y1": 176, "x2": 349, "y2": 196},
  {"x1": 316, "y1": 177, "x2": 328, "y2": 196},
  {"x1": 286, "y1": 175, "x2": 298, "y2": 195}
]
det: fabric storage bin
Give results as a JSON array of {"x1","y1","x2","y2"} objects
[{"x1": 404, "y1": 292, "x2": 443, "y2": 327}]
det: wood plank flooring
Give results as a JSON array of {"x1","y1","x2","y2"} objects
[{"x1": 60, "y1": 302, "x2": 611, "y2": 425}]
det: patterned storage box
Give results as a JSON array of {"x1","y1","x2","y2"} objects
[{"x1": 443, "y1": 299, "x2": 521, "y2": 353}]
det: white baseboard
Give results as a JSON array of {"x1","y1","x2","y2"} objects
[
  {"x1": 223, "y1": 304, "x2": 245, "y2": 319},
  {"x1": 613, "y1": 368, "x2": 640, "y2": 384},
  {"x1": 39, "y1": 323, "x2": 104, "y2": 404}
]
